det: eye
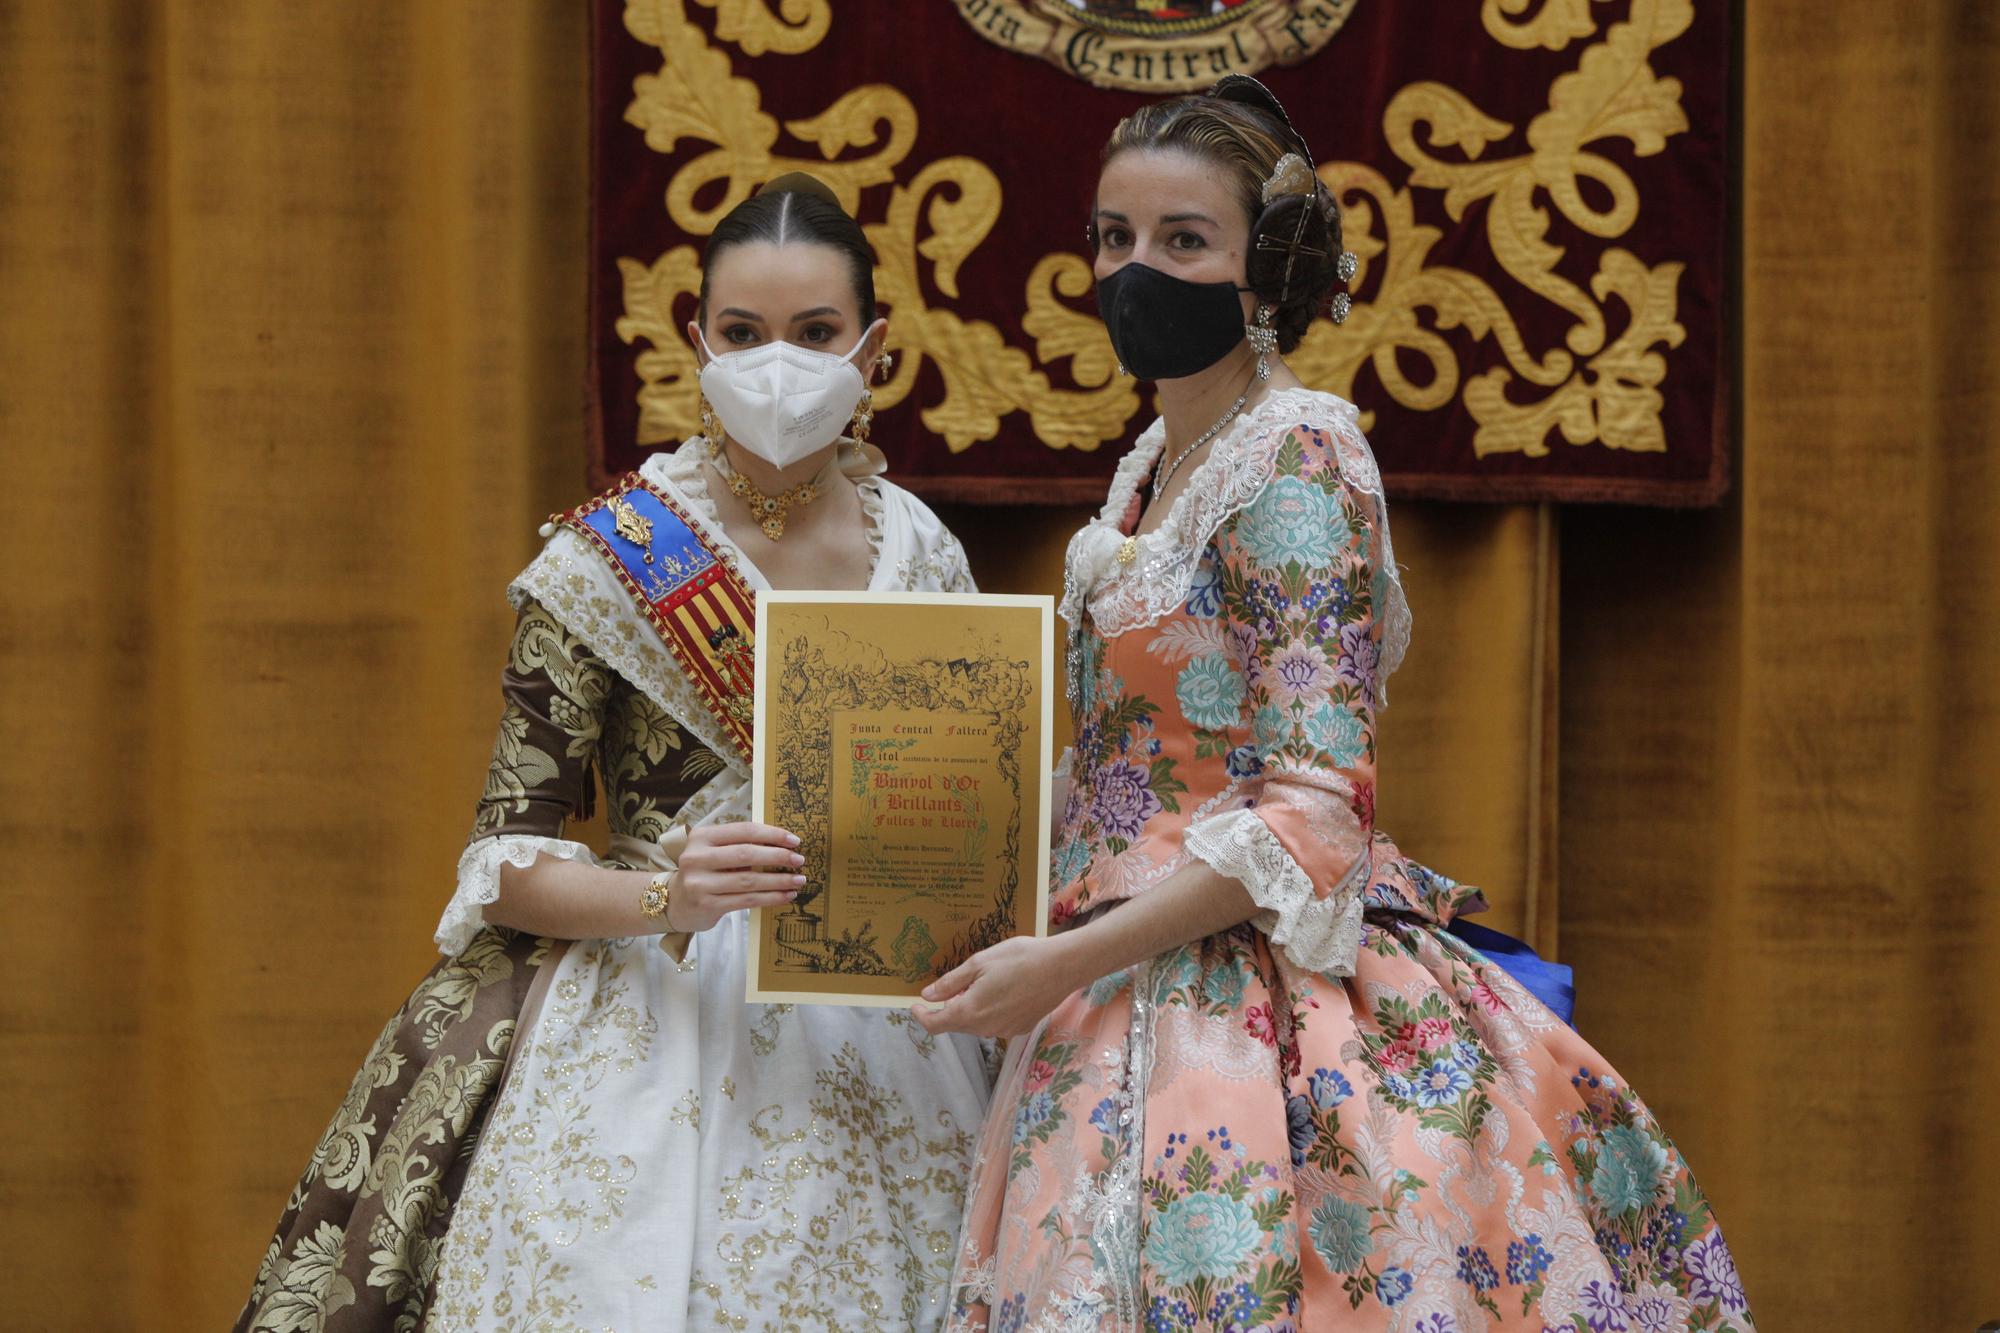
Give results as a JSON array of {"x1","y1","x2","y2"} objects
[
  {"x1": 721, "y1": 323, "x2": 760, "y2": 346},
  {"x1": 1169, "y1": 230, "x2": 1207, "y2": 252},
  {"x1": 798, "y1": 322, "x2": 837, "y2": 346},
  {"x1": 1099, "y1": 226, "x2": 1132, "y2": 250}
]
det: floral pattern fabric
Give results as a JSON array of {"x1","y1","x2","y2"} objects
[{"x1": 947, "y1": 393, "x2": 1754, "y2": 1333}]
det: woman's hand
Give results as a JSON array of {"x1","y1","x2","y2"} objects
[
  {"x1": 912, "y1": 934, "x2": 1090, "y2": 1040},
  {"x1": 665, "y1": 821, "x2": 805, "y2": 933}
]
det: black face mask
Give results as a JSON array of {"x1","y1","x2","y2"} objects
[{"x1": 1096, "y1": 262, "x2": 1249, "y2": 381}]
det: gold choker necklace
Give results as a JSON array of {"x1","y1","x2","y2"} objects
[{"x1": 707, "y1": 438, "x2": 829, "y2": 541}]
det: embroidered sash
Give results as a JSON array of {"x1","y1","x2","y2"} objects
[{"x1": 550, "y1": 474, "x2": 757, "y2": 765}]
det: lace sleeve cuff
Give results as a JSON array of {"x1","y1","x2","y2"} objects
[
  {"x1": 435, "y1": 833, "x2": 600, "y2": 956},
  {"x1": 1182, "y1": 807, "x2": 1369, "y2": 977}
]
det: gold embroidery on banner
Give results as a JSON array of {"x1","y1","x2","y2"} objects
[
  {"x1": 615, "y1": 0, "x2": 1139, "y2": 456},
  {"x1": 1287, "y1": 0, "x2": 1693, "y2": 457},
  {"x1": 614, "y1": 0, "x2": 1694, "y2": 470}
]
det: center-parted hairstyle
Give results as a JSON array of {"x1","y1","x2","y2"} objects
[
  {"x1": 1095, "y1": 76, "x2": 1350, "y2": 354},
  {"x1": 697, "y1": 172, "x2": 878, "y2": 326}
]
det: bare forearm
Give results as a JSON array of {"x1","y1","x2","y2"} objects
[
  {"x1": 1046, "y1": 859, "x2": 1259, "y2": 994},
  {"x1": 487, "y1": 854, "x2": 664, "y2": 941}
]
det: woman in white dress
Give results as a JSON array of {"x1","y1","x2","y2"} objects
[{"x1": 239, "y1": 174, "x2": 993, "y2": 1333}]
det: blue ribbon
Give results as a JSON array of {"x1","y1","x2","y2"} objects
[{"x1": 1445, "y1": 919, "x2": 1577, "y2": 1027}]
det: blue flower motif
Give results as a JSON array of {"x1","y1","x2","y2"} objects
[
  {"x1": 1185, "y1": 558, "x2": 1223, "y2": 618},
  {"x1": 1145, "y1": 1297, "x2": 1198, "y2": 1333},
  {"x1": 1591, "y1": 1124, "x2": 1668, "y2": 1217},
  {"x1": 1505, "y1": 1233, "x2": 1553, "y2": 1285},
  {"x1": 1283, "y1": 1093, "x2": 1316, "y2": 1167},
  {"x1": 1238, "y1": 474, "x2": 1348, "y2": 569},
  {"x1": 1413, "y1": 1315, "x2": 1460, "y2": 1333},
  {"x1": 1309, "y1": 1067, "x2": 1353, "y2": 1110},
  {"x1": 1051, "y1": 834, "x2": 1093, "y2": 890},
  {"x1": 1012, "y1": 1090, "x2": 1054, "y2": 1143},
  {"x1": 1449, "y1": 1038, "x2": 1485, "y2": 1075},
  {"x1": 1143, "y1": 1191, "x2": 1263, "y2": 1285},
  {"x1": 1206, "y1": 1281, "x2": 1260, "y2": 1328},
  {"x1": 995, "y1": 1293, "x2": 1027, "y2": 1333},
  {"x1": 1307, "y1": 1196, "x2": 1374, "y2": 1272},
  {"x1": 1225, "y1": 743, "x2": 1265, "y2": 780},
  {"x1": 1412, "y1": 1059, "x2": 1473, "y2": 1108},
  {"x1": 1176, "y1": 654, "x2": 1244, "y2": 731},
  {"x1": 1375, "y1": 1265, "x2": 1414, "y2": 1307},
  {"x1": 1456, "y1": 1244, "x2": 1499, "y2": 1292},
  {"x1": 1202, "y1": 960, "x2": 1247, "y2": 1009},
  {"x1": 1088, "y1": 1096, "x2": 1120, "y2": 1135},
  {"x1": 1303, "y1": 699, "x2": 1367, "y2": 767},
  {"x1": 1252, "y1": 703, "x2": 1292, "y2": 754},
  {"x1": 1380, "y1": 1071, "x2": 1416, "y2": 1103}
]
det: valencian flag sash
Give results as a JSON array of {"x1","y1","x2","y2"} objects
[{"x1": 548, "y1": 474, "x2": 758, "y2": 766}]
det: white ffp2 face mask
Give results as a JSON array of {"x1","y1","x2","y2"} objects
[{"x1": 697, "y1": 326, "x2": 874, "y2": 470}]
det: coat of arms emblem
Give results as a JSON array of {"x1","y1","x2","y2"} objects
[{"x1": 950, "y1": 0, "x2": 1358, "y2": 92}]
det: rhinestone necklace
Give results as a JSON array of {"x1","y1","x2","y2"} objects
[
  {"x1": 1117, "y1": 379, "x2": 1257, "y2": 567},
  {"x1": 1150, "y1": 380, "x2": 1254, "y2": 502}
]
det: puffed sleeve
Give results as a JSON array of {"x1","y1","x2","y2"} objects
[
  {"x1": 434, "y1": 598, "x2": 614, "y2": 956},
  {"x1": 1180, "y1": 422, "x2": 1382, "y2": 976}
]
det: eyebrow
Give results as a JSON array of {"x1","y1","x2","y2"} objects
[
  {"x1": 789, "y1": 307, "x2": 841, "y2": 322},
  {"x1": 1092, "y1": 208, "x2": 1219, "y2": 227},
  {"x1": 716, "y1": 307, "x2": 765, "y2": 322}
]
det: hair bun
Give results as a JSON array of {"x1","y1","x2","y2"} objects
[
  {"x1": 1207, "y1": 75, "x2": 1309, "y2": 157},
  {"x1": 757, "y1": 171, "x2": 843, "y2": 207}
]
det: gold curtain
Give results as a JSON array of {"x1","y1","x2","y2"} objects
[
  {"x1": 1, "y1": 3, "x2": 1994, "y2": 1328},
  {"x1": 1559, "y1": 2, "x2": 2000, "y2": 1323}
]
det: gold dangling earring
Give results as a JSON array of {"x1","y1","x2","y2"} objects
[
  {"x1": 1247, "y1": 303, "x2": 1278, "y2": 381},
  {"x1": 875, "y1": 351, "x2": 893, "y2": 383},
  {"x1": 850, "y1": 387, "x2": 874, "y2": 449},
  {"x1": 699, "y1": 392, "x2": 723, "y2": 445}
]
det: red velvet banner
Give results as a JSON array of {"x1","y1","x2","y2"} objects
[{"x1": 590, "y1": 1, "x2": 1730, "y2": 505}]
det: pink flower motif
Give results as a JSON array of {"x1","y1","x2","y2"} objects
[
  {"x1": 1469, "y1": 981, "x2": 1506, "y2": 1012},
  {"x1": 1377, "y1": 1040, "x2": 1418, "y2": 1073},
  {"x1": 1414, "y1": 1017, "x2": 1454, "y2": 1052},
  {"x1": 1024, "y1": 1060, "x2": 1057, "y2": 1093},
  {"x1": 1245, "y1": 1003, "x2": 1277, "y2": 1046}
]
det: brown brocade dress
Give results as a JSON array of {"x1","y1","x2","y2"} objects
[{"x1": 238, "y1": 440, "x2": 994, "y2": 1333}]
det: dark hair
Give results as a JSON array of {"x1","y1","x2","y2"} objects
[
  {"x1": 697, "y1": 173, "x2": 877, "y2": 325},
  {"x1": 1099, "y1": 78, "x2": 1346, "y2": 353}
]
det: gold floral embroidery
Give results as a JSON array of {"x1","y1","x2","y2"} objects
[{"x1": 698, "y1": 1044, "x2": 975, "y2": 1331}]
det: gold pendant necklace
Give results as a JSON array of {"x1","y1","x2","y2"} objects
[{"x1": 707, "y1": 437, "x2": 825, "y2": 541}]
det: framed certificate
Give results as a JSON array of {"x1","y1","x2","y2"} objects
[{"x1": 746, "y1": 591, "x2": 1054, "y2": 1006}]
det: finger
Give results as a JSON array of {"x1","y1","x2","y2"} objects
[
  {"x1": 710, "y1": 821, "x2": 800, "y2": 848},
  {"x1": 911, "y1": 998, "x2": 959, "y2": 1034},
  {"x1": 683, "y1": 842, "x2": 803, "y2": 873},
  {"x1": 718, "y1": 890, "x2": 803, "y2": 914},
  {"x1": 921, "y1": 959, "x2": 978, "y2": 1003},
  {"x1": 711, "y1": 871, "x2": 808, "y2": 896}
]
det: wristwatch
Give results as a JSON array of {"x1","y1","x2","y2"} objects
[{"x1": 639, "y1": 869, "x2": 676, "y2": 925}]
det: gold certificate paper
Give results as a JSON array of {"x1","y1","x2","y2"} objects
[{"x1": 747, "y1": 591, "x2": 1053, "y2": 1006}]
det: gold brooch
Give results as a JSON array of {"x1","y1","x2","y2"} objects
[
  {"x1": 608, "y1": 495, "x2": 655, "y2": 562},
  {"x1": 1116, "y1": 536, "x2": 1139, "y2": 566}
]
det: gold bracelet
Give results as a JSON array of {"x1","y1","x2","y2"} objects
[{"x1": 638, "y1": 869, "x2": 676, "y2": 925}]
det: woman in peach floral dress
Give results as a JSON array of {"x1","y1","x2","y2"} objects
[{"x1": 915, "y1": 79, "x2": 1754, "y2": 1333}]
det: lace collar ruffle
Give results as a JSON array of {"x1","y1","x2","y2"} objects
[{"x1": 1061, "y1": 388, "x2": 1410, "y2": 707}]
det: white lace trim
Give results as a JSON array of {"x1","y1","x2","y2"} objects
[
  {"x1": 1181, "y1": 806, "x2": 1368, "y2": 977},
  {"x1": 435, "y1": 833, "x2": 601, "y2": 956},
  {"x1": 1061, "y1": 387, "x2": 1411, "y2": 707}
]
